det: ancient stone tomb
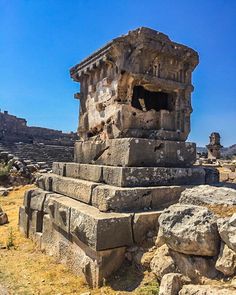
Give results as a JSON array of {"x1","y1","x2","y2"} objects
[{"x1": 19, "y1": 27, "x2": 218, "y2": 287}]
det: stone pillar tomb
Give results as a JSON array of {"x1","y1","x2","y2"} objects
[{"x1": 19, "y1": 28, "x2": 219, "y2": 287}]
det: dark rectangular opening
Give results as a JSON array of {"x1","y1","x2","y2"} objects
[{"x1": 131, "y1": 86, "x2": 174, "y2": 112}]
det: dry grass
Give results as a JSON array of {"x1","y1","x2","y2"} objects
[
  {"x1": 206, "y1": 204, "x2": 236, "y2": 218},
  {"x1": 0, "y1": 185, "x2": 158, "y2": 295}
]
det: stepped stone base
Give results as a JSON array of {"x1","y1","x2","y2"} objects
[
  {"x1": 74, "y1": 138, "x2": 196, "y2": 167},
  {"x1": 19, "y1": 161, "x2": 219, "y2": 286},
  {"x1": 52, "y1": 162, "x2": 207, "y2": 187},
  {"x1": 19, "y1": 188, "x2": 163, "y2": 287}
]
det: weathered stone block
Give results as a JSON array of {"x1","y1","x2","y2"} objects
[
  {"x1": 52, "y1": 162, "x2": 66, "y2": 176},
  {"x1": 74, "y1": 138, "x2": 196, "y2": 167},
  {"x1": 92, "y1": 185, "x2": 186, "y2": 212},
  {"x1": 18, "y1": 206, "x2": 28, "y2": 237},
  {"x1": 28, "y1": 210, "x2": 43, "y2": 237},
  {"x1": 38, "y1": 174, "x2": 99, "y2": 204},
  {"x1": 69, "y1": 197, "x2": 133, "y2": 250},
  {"x1": 133, "y1": 210, "x2": 162, "y2": 244},
  {"x1": 66, "y1": 162, "x2": 103, "y2": 183}
]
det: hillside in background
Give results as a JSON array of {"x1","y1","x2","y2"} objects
[{"x1": 197, "y1": 145, "x2": 236, "y2": 158}]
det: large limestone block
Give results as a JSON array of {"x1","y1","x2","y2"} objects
[
  {"x1": 37, "y1": 173, "x2": 99, "y2": 204},
  {"x1": 24, "y1": 189, "x2": 49, "y2": 211},
  {"x1": 53, "y1": 162, "x2": 206, "y2": 187},
  {"x1": 179, "y1": 284, "x2": 236, "y2": 295},
  {"x1": 74, "y1": 138, "x2": 196, "y2": 167},
  {"x1": 179, "y1": 185, "x2": 236, "y2": 206},
  {"x1": 41, "y1": 214, "x2": 60, "y2": 257},
  {"x1": 133, "y1": 210, "x2": 162, "y2": 244},
  {"x1": 70, "y1": 199, "x2": 133, "y2": 251},
  {"x1": 169, "y1": 249, "x2": 218, "y2": 280},
  {"x1": 92, "y1": 185, "x2": 186, "y2": 212},
  {"x1": 157, "y1": 204, "x2": 220, "y2": 256},
  {"x1": 47, "y1": 195, "x2": 133, "y2": 250},
  {"x1": 151, "y1": 244, "x2": 218, "y2": 282},
  {"x1": 41, "y1": 215, "x2": 126, "y2": 287},
  {"x1": 217, "y1": 214, "x2": 236, "y2": 252},
  {"x1": 215, "y1": 242, "x2": 236, "y2": 276},
  {"x1": 53, "y1": 162, "x2": 103, "y2": 183}
]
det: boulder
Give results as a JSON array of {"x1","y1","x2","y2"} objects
[
  {"x1": 179, "y1": 185, "x2": 236, "y2": 206},
  {"x1": 217, "y1": 214, "x2": 236, "y2": 252},
  {"x1": 159, "y1": 273, "x2": 191, "y2": 295},
  {"x1": 215, "y1": 242, "x2": 236, "y2": 276},
  {"x1": 179, "y1": 284, "x2": 236, "y2": 294},
  {"x1": 169, "y1": 249, "x2": 218, "y2": 281},
  {"x1": 0, "y1": 207, "x2": 8, "y2": 225},
  {"x1": 157, "y1": 204, "x2": 220, "y2": 256},
  {"x1": 150, "y1": 244, "x2": 177, "y2": 280}
]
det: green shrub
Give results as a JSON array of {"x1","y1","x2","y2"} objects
[
  {"x1": 136, "y1": 281, "x2": 159, "y2": 295},
  {"x1": 0, "y1": 163, "x2": 10, "y2": 180}
]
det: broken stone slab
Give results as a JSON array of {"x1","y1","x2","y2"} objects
[
  {"x1": 217, "y1": 214, "x2": 236, "y2": 252},
  {"x1": 133, "y1": 210, "x2": 162, "y2": 244},
  {"x1": 157, "y1": 204, "x2": 220, "y2": 256},
  {"x1": 74, "y1": 138, "x2": 196, "y2": 167},
  {"x1": 179, "y1": 185, "x2": 236, "y2": 206},
  {"x1": 53, "y1": 162, "x2": 206, "y2": 187},
  {"x1": 41, "y1": 214, "x2": 126, "y2": 287},
  {"x1": 92, "y1": 185, "x2": 186, "y2": 212},
  {"x1": 215, "y1": 242, "x2": 236, "y2": 276},
  {"x1": 47, "y1": 195, "x2": 133, "y2": 251},
  {"x1": 179, "y1": 284, "x2": 236, "y2": 295},
  {"x1": 37, "y1": 173, "x2": 99, "y2": 204}
]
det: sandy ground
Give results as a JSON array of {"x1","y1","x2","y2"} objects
[{"x1": 0, "y1": 185, "x2": 159, "y2": 295}]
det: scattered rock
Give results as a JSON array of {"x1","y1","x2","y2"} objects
[
  {"x1": 150, "y1": 244, "x2": 177, "y2": 280},
  {"x1": 215, "y1": 242, "x2": 236, "y2": 276},
  {"x1": 159, "y1": 273, "x2": 191, "y2": 295},
  {"x1": 217, "y1": 214, "x2": 236, "y2": 252},
  {"x1": 157, "y1": 204, "x2": 220, "y2": 256}
]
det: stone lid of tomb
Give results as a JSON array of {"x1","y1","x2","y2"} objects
[{"x1": 70, "y1": 27, "x2": 199, "y2": 82}]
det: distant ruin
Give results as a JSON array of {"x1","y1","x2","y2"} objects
[
  {"x1": 0, "y1": 110, "x2": 77, "y2": 146},
  {"x1": 19, "y1": 28, "x2": 219, "y2": 287},
  {"x1": 0, "y1": 111, "x2": 78, "y2": 168},
  {"x1": 206, "y1": 132, "x2": 223, "y2": 159}
]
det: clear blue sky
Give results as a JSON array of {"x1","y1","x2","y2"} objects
[{"x1": 0, "y1": 0, "x2": 235, "y2": 146}]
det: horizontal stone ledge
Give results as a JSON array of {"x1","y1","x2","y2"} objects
[
  {"x1": 37, "y1": 173, "x2": 100, "y2": 204},
  {"x1": 48, "y1": 196, "x2": 134, "y2": 251},
  {"x1": 74, "y1": 138, "x2": 196, "y2": 167},
  {"x1": 53, "y1": 162, "x2": 206, "y2": 187},
  {"x1": 92, "y1": 185, "x2": 187, "y2": 212}
]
